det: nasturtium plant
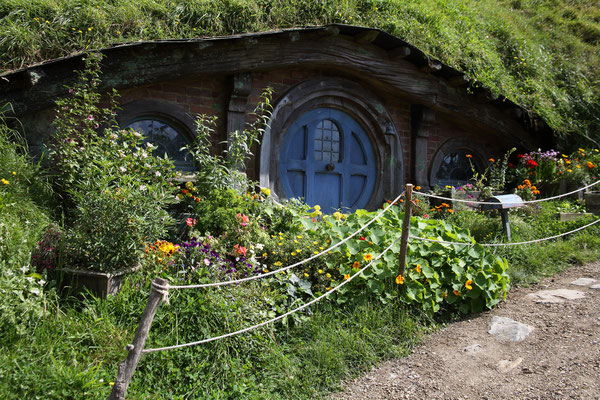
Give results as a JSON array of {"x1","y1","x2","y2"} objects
[{"x1": 297, "y1": 205, "x2": 510, "y2": 315}]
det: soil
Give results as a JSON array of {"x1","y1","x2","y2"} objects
[{"x1": 332, "y1": 261, "x2": 600, "y2": 400}]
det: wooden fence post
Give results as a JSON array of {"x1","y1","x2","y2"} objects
[
  {"x1": 108, "y1": 277, "x2": 168, "y2": 400},
  {"x1": 398, "y1": 184, "x2": 413, "y2": 278}
]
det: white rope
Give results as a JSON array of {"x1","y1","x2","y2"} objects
[
  {"x1": 166, "y1": 191, "x2": 406, "y2": 289},
  {"x1": 414, "y1": 180, "x2": 600, "y2": 206},
  {"x1": 409, "y1": 217, "x2": 600, "y2": 247},
  {"x1": 142, "y1": 234, "x2": 402, "y2": 353}
]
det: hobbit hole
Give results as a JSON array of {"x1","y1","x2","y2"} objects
[{"x1": 0, "y1": 24, "x2": 551, "y2": 211}]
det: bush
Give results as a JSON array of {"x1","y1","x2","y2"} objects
[{"x1": 47, "y1": 53, "x2": 177, "y2": 272}]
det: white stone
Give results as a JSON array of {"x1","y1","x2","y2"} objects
[
  {"x1": 570, "y1": 278, "x2": 597, "y2": 287},
  {"x1": 488, "y1": 316, "x2": 534, "y2": 342},
  {"x1": 590, "y1": 284, "x2": 600, "y2": 290},
  {"x1": 497, "y1": 357, "x2": 523, "y2": 373},
  {"x1": 463, "y1": 343, "x2": 483, "y2": 353},
  {"x1": 527, "y1": 289, "x2": 586, "y2": 303}
]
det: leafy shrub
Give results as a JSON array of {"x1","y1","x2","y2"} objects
[{"x1": 47, "y1": 53, "x2": 177, "y2": 272}]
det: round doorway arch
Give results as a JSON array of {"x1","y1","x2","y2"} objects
[{"x1": 260, "y1": 78, "x2": 403, "y2": 212}]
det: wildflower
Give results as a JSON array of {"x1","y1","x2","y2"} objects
[
  {"x1": 448, "y1": 209, "x2": 454, "y2": 214},
  {"x1": 237, "y1": 213, "x2": 249, "y2": 227},
  {"x1": 423, "y1": 214, "x2": 429, "y2": 218},
  {"x1": 363, "y1": 253, "x2": 373, "y2": 262},
  {"x1": 333, "y1": 211, "x2": 343, "y2": 220},
  {"x1": 326, "y1": 273, "x2": 331, "y2": 278},
  {"x1": 326, "y1": 287, "x2": 332, "y2": 291},
  {"x1": 395, "y1": 274, "x2": 405, "y2": 285},
  {"x1": 11, "y1": 171, "x2": 16, "y2": 175},
  {"x1": 442, "y1": 292, "x2": 448, "y2": 298},
  {"x1": 587, "y1": 161, "x2": 596, "y2": 169},
  {"x1": 453, "y1": 289, "x2": 461, "y2": 296},
  {"x1": 576, "y1": 165, "x2": 581, "y2": 169},
  {"x1": 415, "y1": 186, "x2": 421, "y2": 190},
  {"x1": 291, "y1": 252, "x2": 296, "y2": 256},
  {"x1": 318, "y1": 269, "x2": 323, "y2": 274},
  {"x1": 465, "y1": 280, "x2": 473, "y2": 290},
  {"x1": 304, "y1": 273, "x2": 309, "y2": 278},
  {"x1": 1, "y1": 178, "x2": 9, "y2": 185},
  {"x1": 260, "y1": 187, "x2": 271, "y2": 196},
  {"x1": 352, "y1": 261, "x2": 360, "y2": 269},
  {"x1": 465, "y1": 154, "x2": 472, "y2": 158},
  {"x1": 415, "y1": 264, "x2": 422, "y2": 273},
  {"x1": 489, "y1": 158, "x2": 495, "y2": 162},
  {"x1": 343, "y1": 274, "x2": 350, "y2": 280},
  {"x1": 313, "y1": 251, "x2": 319, "y2": 255},
  {"x1": 185, "y1": 181, "x2": 194, "y2": 190},
  {"x1": 567, "y1": 169, "x2": 572, "y2": 172},
  {"x1": 274, "y1": 261, "x2": 282, "y2": 266},
  {"x1": 87, "y1": 115, "x2": 94, "y2": 120},
  {"x1": 359, "y1": 236, "x2": 366, "y2": 241},
  {"x1": 185, "y1": 218, "x2": 196, "y2": 226},
  {"x1": 526, "y1": 159, "x2": 538, "y2": 168}
]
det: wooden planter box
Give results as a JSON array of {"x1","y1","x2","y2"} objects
[
  {"x1": 50, "y1": 264, "x2": 141, "y2": 298},
  {"x1": 585, "y1": 192, "x2": 600, "y2": 216}
]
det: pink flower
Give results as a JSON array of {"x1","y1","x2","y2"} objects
[
  {"x1": 423, "y1": 214, "x2": 429, "y2": 218},
  {"x1": 87, "y1": 115, "x2": 94, "y2": 120},
  {"x1": 237, "y1": 213, "x2": 249, "y2": 227},
  {"x1": 186, "y1": 218, "x2": 196, "y2": 226}
]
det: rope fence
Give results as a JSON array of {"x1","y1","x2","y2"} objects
[
  {"x1": 413, "y1": 179, "x2": 600, "y2": 206},
  {"x1": 109, "y1": 181, "x2": 600, "y2": 399},
  {"x1": 142, "y1": 234, "x2": 402, "y2": 353}
]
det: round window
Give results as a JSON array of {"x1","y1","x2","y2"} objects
[
  {"x1": 434, "y1": 149, "x2": 481, "y2": 187},
  {"x1": 125, "y1": 118, "x2": 194, "y2": 171}
]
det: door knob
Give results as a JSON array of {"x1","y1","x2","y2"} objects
[{"x1": 326, "y1": 163, "x2": 335, "y2": 171}]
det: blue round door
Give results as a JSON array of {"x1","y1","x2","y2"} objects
[{"x1": 279, "y1": 108, "x2": 376, "y2": 213}]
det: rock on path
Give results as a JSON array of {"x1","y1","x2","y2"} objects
[{"x1": 332, "y1": 262, "x2": 600, "y2": 400}]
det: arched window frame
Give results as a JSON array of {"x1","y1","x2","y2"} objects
[
  {"x1": 116, "y1": 99, "x2": 197, "y2": 171},
  {"x1": 429, "y1": 138, "x2": 487, "y2": 189}
]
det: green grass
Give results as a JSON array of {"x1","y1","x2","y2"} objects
[{"x1": 0, "y1": 0, "x2": 599, "y2": 145}]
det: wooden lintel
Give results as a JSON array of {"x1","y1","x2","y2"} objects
[
  {"x1": 388, "y1": 46, "x2": 411, "y2": 60},
  {"x1": 448, "y1": 74, "x2": 470, "y2": 87},
  {"x1": 354, "y1": 30, "x2": 379, "y2": 44},
  {"x1": 317, "y1": 26, "x2": 340, "y2": 37},
  {"x1": 420, "y1": 60, "x2": 442, "y2": 73}
]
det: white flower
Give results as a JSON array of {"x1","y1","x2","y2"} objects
[
  {"x1": 139, "y1": 185, "x2": 147, "y2": 191},
  {"x1": 119, "y1": 166, "x2": 127, "y2": 173},
  {"x1": 155, "y1": 171, "x2": 161, "y2": 177},
  {"x1": 133, "y1": 131, "x2": 142, "y2": 139}
]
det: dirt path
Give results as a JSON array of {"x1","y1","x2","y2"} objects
[{"x1": 332, "y1": 262, "x2": 600, "y2": 400}]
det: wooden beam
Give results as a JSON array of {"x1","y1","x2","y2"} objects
[
  {"x1": 388, "y1": 46, "x2": 411, "y2": 60},
  {"x1": 317, "y1": 26, "x2": 340, "y2": 37},
  {"x1": 354, "y1": 30, "x2": 379, "y2": 44}
]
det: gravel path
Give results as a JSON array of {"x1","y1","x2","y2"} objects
[{"x1": 332, "y1": 262, "x2": 600, "y2": 399}]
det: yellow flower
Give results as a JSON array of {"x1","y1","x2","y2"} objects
[
  {"x1": 313, "y1": 241, "x2": 318, "y2": 245},
  {"x1": 291, "y1": 252, "x2": 296, "y2": 256},
  {"x1": 343, "y1": 274, "x2": 350, "y2": 280},
  {"x1": 1, "y1": 178, "x2": 9, "y2": 185},
  {"x1": 262, "y1": 252, "x2": 267, "y2": 257},
  {"x1": 465, "y1": 280, "x2": 473, "y2": 290},
  {"x1": 326, "y1": 287, "x2": 332, "y2": 291},
  {"x1": 326, "y1": 273, "x2": 331, "y2": 278},
  {"x1": 295, "y1": 249, "x2": 301, "y2": 253},
  {"x1": 314, "y1": 205, "x2": 321, "y2": 211},
  {"x1": 567, "y1": 169, "x2": 572, "y2": 172},
  {"x1": 88, "y1": 27, "x2": 93, "y2": 31},
  {"x1": 333, "y1": 211, "x2": 343, "y2": 220},
  {"x1": 304, "y1": 273, "x2": 309, "y2": 277},
  {"x1": 395, "y1": 274, "x2": 405, "y2": 285},
  {"x1": 363, "y1": 253, "x2": 373, "y2": 262},
  {"x1": 313, "y1": 251, "x2": 319, "y2": 255},
  {"x1": 260, "y1": 187, "x2": 271, "y2": 196},
  {"x1": 318, "y1": 269, "x2": 323, "y2": 274},
  {"x1": 264, "y1": 269, "x2": 269, "y2": 273},
  {"x1": 352, "y1": 261, "x2": 360, "y2": 269},
  {"x1": 274, "y1": 261, "x2": 282, "y2": 267},
  {"x1": 11, "y1": 171, "x2": 15, "y2": 175},
  {"x1": 415, "y1": 186, "x2": 421, "y2": 190},
  {"x1": 415, "y1": 264, "x2": 422, "y2": 273},
  {"x1": 576, "y1": 165, "x2": 581, "y2": 169},
  {"x1": 297, "y1": 235, "x2": 302, "y2": 239}
]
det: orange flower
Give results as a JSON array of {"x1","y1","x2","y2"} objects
[
  {"x1": 489, "y1": 158, "x2": 495, "y2": 162},
  {"x1": 442, "y1": 292, "x2": 448, "y2": 298},
  {"x1": 415, "y1": 186, "x2": 421, "y2": 190},
  {"x1": 523, "y1": 179, "x2": 531, "y2": 186},
  {"x1": 587, "y1": 161, "x2": 595, "y2": 169},
  {"x1": 448, "y1": 209, "x2": 454, "y2": 214},
  {"x1": 396, "y1": 274, "x2": 405, "y2": 285},
  {"x1": 415, "y1": 264, "x2": 422, "y2": 273},
  {"x1": 465, "y1": 280, "x2": 473, "y2": 290},
  {"x1": 352, "y1": 261, "x2": 360, "y2": 269},
  {"x1": 465, "y1": 154, "x2": 472, "y2": 158},
  {"x1": 453, "y1": 289, "x2": 461, "y2": 296},
  {"x1": 363, "y1": 253, "x2": 373, "y2": 262}
]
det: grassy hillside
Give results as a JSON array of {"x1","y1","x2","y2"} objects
[{"x1": 0, "y1": 0, "x2": 599, "y2": 146}]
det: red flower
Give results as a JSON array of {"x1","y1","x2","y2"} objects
[
  {"x1": 517, "y1": 154, "x2": 525, "y2": 158},
  {"x1": 359, "y1": 236, "x2": 366, "y2": 241},
  {"x1": 526, "y1": 159, "x2": 538, "y2": 168},
  {"x1": 233, "y1": 244, "x2": 247, "y2": 257}
]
